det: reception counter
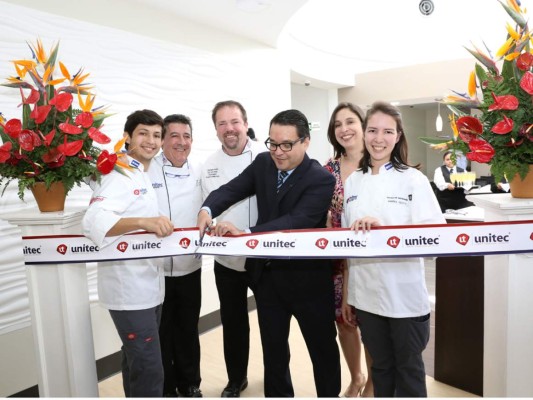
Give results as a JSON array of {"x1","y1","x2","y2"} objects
[{"x1": 434, "y1": 205, "x2": 485, "y2": 396}]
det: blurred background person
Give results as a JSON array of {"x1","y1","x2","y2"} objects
[{"x1": 433, "y1": 151, "x2": 473, "y2": 211}]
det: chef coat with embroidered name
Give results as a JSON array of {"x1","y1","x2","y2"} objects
[
  {"x1": 343, "y1": 163, "x2": 446, "y2": 318},
  {"x1": 201, "y1": 139, "x2": 265, "y2": 271},
  {"x1": 83, "y1": 156, "x2": 165, "y2": 311},
  {"x1": 149, "y1": 153, "x2": 202, "y2": 277}
]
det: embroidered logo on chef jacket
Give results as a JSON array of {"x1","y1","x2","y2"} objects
[
  {"x1": 205, "y1": 168, "x2": 220, "y2": 178},
  {"x1": 129, "y1": 159, "x2": 141, "y2": 169},
  {"x1": 89, "y1": 196, "x2": 105, "y2": 205},
  {"x1": 133, "y1": 188, "x2": 149, "y2": 196},
  {"x1": 152, "y1": 182, "x2": 164, "y2": 189},
  {"x1": 386, "y1": 196, "x2": 409, "y2": 205},
  {"x1": 346, "y1": 195, "x2": 357, "y2": 204}
]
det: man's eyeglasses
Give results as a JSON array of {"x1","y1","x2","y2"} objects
[{"x1": 264, "y1": 137, "x2": 305, "y2": 152}]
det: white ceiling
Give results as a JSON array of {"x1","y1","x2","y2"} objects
[{"x1": 132, "y1": 0, "x2": 531, "y2": 89}]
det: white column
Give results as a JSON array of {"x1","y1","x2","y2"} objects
[
  {"x1": 468, "y1": 194, "x2": 533, "y2": 397},
  {"x1": 0, "y1": 209, "x2": 98, "y2": 397}
]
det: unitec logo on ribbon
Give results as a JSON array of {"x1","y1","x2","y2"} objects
[
  {"x1": 456, "y1": 233, "x2": 470, "y2": 246},
  {"x1": 179, "y1": 238, "x2": 191, "y2": 249},
  {"x1": 246, "y1": 239, "x2": 259, "y2": 249},
  {"x1": 387, "y1": 236, "x2": 400, "y2": 248},
  {"x1": 57, "y1": 244, "x2": 68, "y2": 255},
  {"x1": 315, "y1": 238, "x2": 328, "y2": 249},
  {"x1": 117, "y1": 242, "x2": 129, "y2": 253}
]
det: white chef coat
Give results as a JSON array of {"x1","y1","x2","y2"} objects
[
  {"x1": 83, "y1": 156, "x2": 165, "y2": 311},
  {"x1": 149, "y1": 153, "x2": 202, "y2": 277},
  {"x1": 201, "y1": 139, "x2": 265, "y2": 271},
  {"x1": 343, "y1": 162, "x2": 446, "y2": 318}
]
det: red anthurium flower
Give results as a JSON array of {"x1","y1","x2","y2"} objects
[
  {"x1": 42, "y1": 128, "x2": 56, "y2": 146},
  {"x1": 46, "y1": 153, "x2": 66, "y2": 169},
  {"x1": 466, "y1": 139, "x2": 496, "y2": 163},
  {"x1": 518, "y1": 123, "x2": 533, "y2": 142},
  {"x1": 18, "y1": 129, "x2": 42, "y2": 151},
  {"x1": 30, "y1": 104, "x2": 52, "y2": 124},
  {"x1": 491, "y1": 115, "x2": 514, "y2": 134},
  {"x1": 96, "y1": 150, "x2": 117, "y2": 174},
  {"x1": 75, "y1": 112, "x2": 94, "y2": 128},
  {"x1": 21, "y1": 88, "x2": 40, "y2": 105},
  {"x1": 78, "y1": 151, "x2": 93, "y2": 161},
  {"x1": 519, "y1": 71, "x2": 533, "y2": 95},
  {"x1": 0, "y1": 142, "x2": 13, "y2": 163},
  {"x1": 57, "y1": 139, "x2": 83, "y2": 156},
  {"x1": 58, "y1": 121, "x2": 83, "y2": 134},
  {"x1": 505, "y1": 137, "x2": 524, "y2": 147},
  {"x1": 88, "y1": 127, "x2": 111, "y2": 144},
  {"x1": 49, "y1": 92, "x2": 73, "y2": 112},
  {"x1": 4, "y1": 118, "x2": 22, "y2": 138},
  {"x1": 455, "y1": 116, "x2": 483, "y2": 143},
  {"x1": 516, "y1": 53, "x2": 533, "y2": 70},
  {"x1": 42, "y1": 147, "x2": 63, "y2": 164},
  {"x1": 488, "y1": 93, "x2": 519, "y2": 111}
]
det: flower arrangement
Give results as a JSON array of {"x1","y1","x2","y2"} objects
[
  {"x1": 420, "y1": 0, "x2": 533, "y2": 183},
  {"x1": 0, "y1": 39, "x2": 128, "y2": 200}
]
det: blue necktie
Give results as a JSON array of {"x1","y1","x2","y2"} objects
[{"x1": 277, "y1": 170, "x2": 288, "y2": 192}]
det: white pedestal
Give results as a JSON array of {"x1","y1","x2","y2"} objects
[
  {"x1": 468, "y1": 194, "x2": 533, "y2": 397},
  {"x1": 0, "y1": 208, "x2": 98, "y2": 397}
]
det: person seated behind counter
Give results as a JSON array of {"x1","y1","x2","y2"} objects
[{"x1": 433, "y1": 151, "x2": 474, "y2": 211}]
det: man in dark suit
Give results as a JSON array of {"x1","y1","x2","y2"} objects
[{"x1": 197, "y1": 109, "x2": 341, "y2": 397}]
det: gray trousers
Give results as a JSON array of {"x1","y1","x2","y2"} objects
[
  {"x1": 356, "y1": 308, "x2": 430, "y2": 397},
  {"x1": 110, "y1": 305, "x2": 163, "y2": 397}
]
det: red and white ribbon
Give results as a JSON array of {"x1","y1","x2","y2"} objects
[{"x1": 21, "y1": 221, "x2": 533, "y2": 265}]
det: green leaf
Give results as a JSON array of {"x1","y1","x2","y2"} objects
[
  {"x1": 498, "y1": 0, "x2": 527, "y2": 29},
  {"x1": 45, "y1": 41, "x2": 60, "y2": 71}
]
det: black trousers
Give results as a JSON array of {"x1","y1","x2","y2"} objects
[
  {"x1": 254, "y1": 268, "x2": 341, "y2": 397},
  {"x1": 110, "y1": 305, "x2": 163, "y2": 397},
  {"x1": 356, "y1": 308, "x2": 430, "y2": 397},
  {"x1": 159, "y1": 270, "x2": 202, "y2": 395},
  {"x1": 214, "y1": 261, "x2": 250, "y2": 384}
]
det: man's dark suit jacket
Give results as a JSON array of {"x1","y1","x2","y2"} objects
[{"x1": 203, "y1": 151, "x2": 335, "y2": 297}]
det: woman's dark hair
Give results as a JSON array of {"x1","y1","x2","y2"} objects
[
  {"x1": 361, "y1": 101, "x2": 420, "y2": 173},
  {"x1": 327, "y1": 102, "x2": 365, "y2": 159}
]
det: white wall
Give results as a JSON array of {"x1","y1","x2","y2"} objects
[
  {"x1": 291, "y1": 83, "x2": 337, "y2": 164},
  {"x1": 0, "y1": 1, "x2": 291, "y2": 396}
]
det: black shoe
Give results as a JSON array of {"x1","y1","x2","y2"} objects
[
  {"x1": 221, "y1": 378, "x2": 248, "y2": 397},
  {"x1": 178, "y1": 386, "x2": 203, "y2": 398},
  {"x1": 163, "y1": 389, "x2": 178, "y2": 397}
]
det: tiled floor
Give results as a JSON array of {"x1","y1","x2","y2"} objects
[{"x1": 99, "y1": 259, "x2": 476, "y2": 398}]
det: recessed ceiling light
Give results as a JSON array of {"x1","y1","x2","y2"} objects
[{"x1": 236, "y1": 0, "x2": 271, "y2": 12}]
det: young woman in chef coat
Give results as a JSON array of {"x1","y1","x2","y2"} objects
[{"x1": 342, "y1": 101, "x2": 445, "y2": 397}]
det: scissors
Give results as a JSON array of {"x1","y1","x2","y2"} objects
[{"x1": 194, "y1": 221, "x2": 213, "y2": 258}]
